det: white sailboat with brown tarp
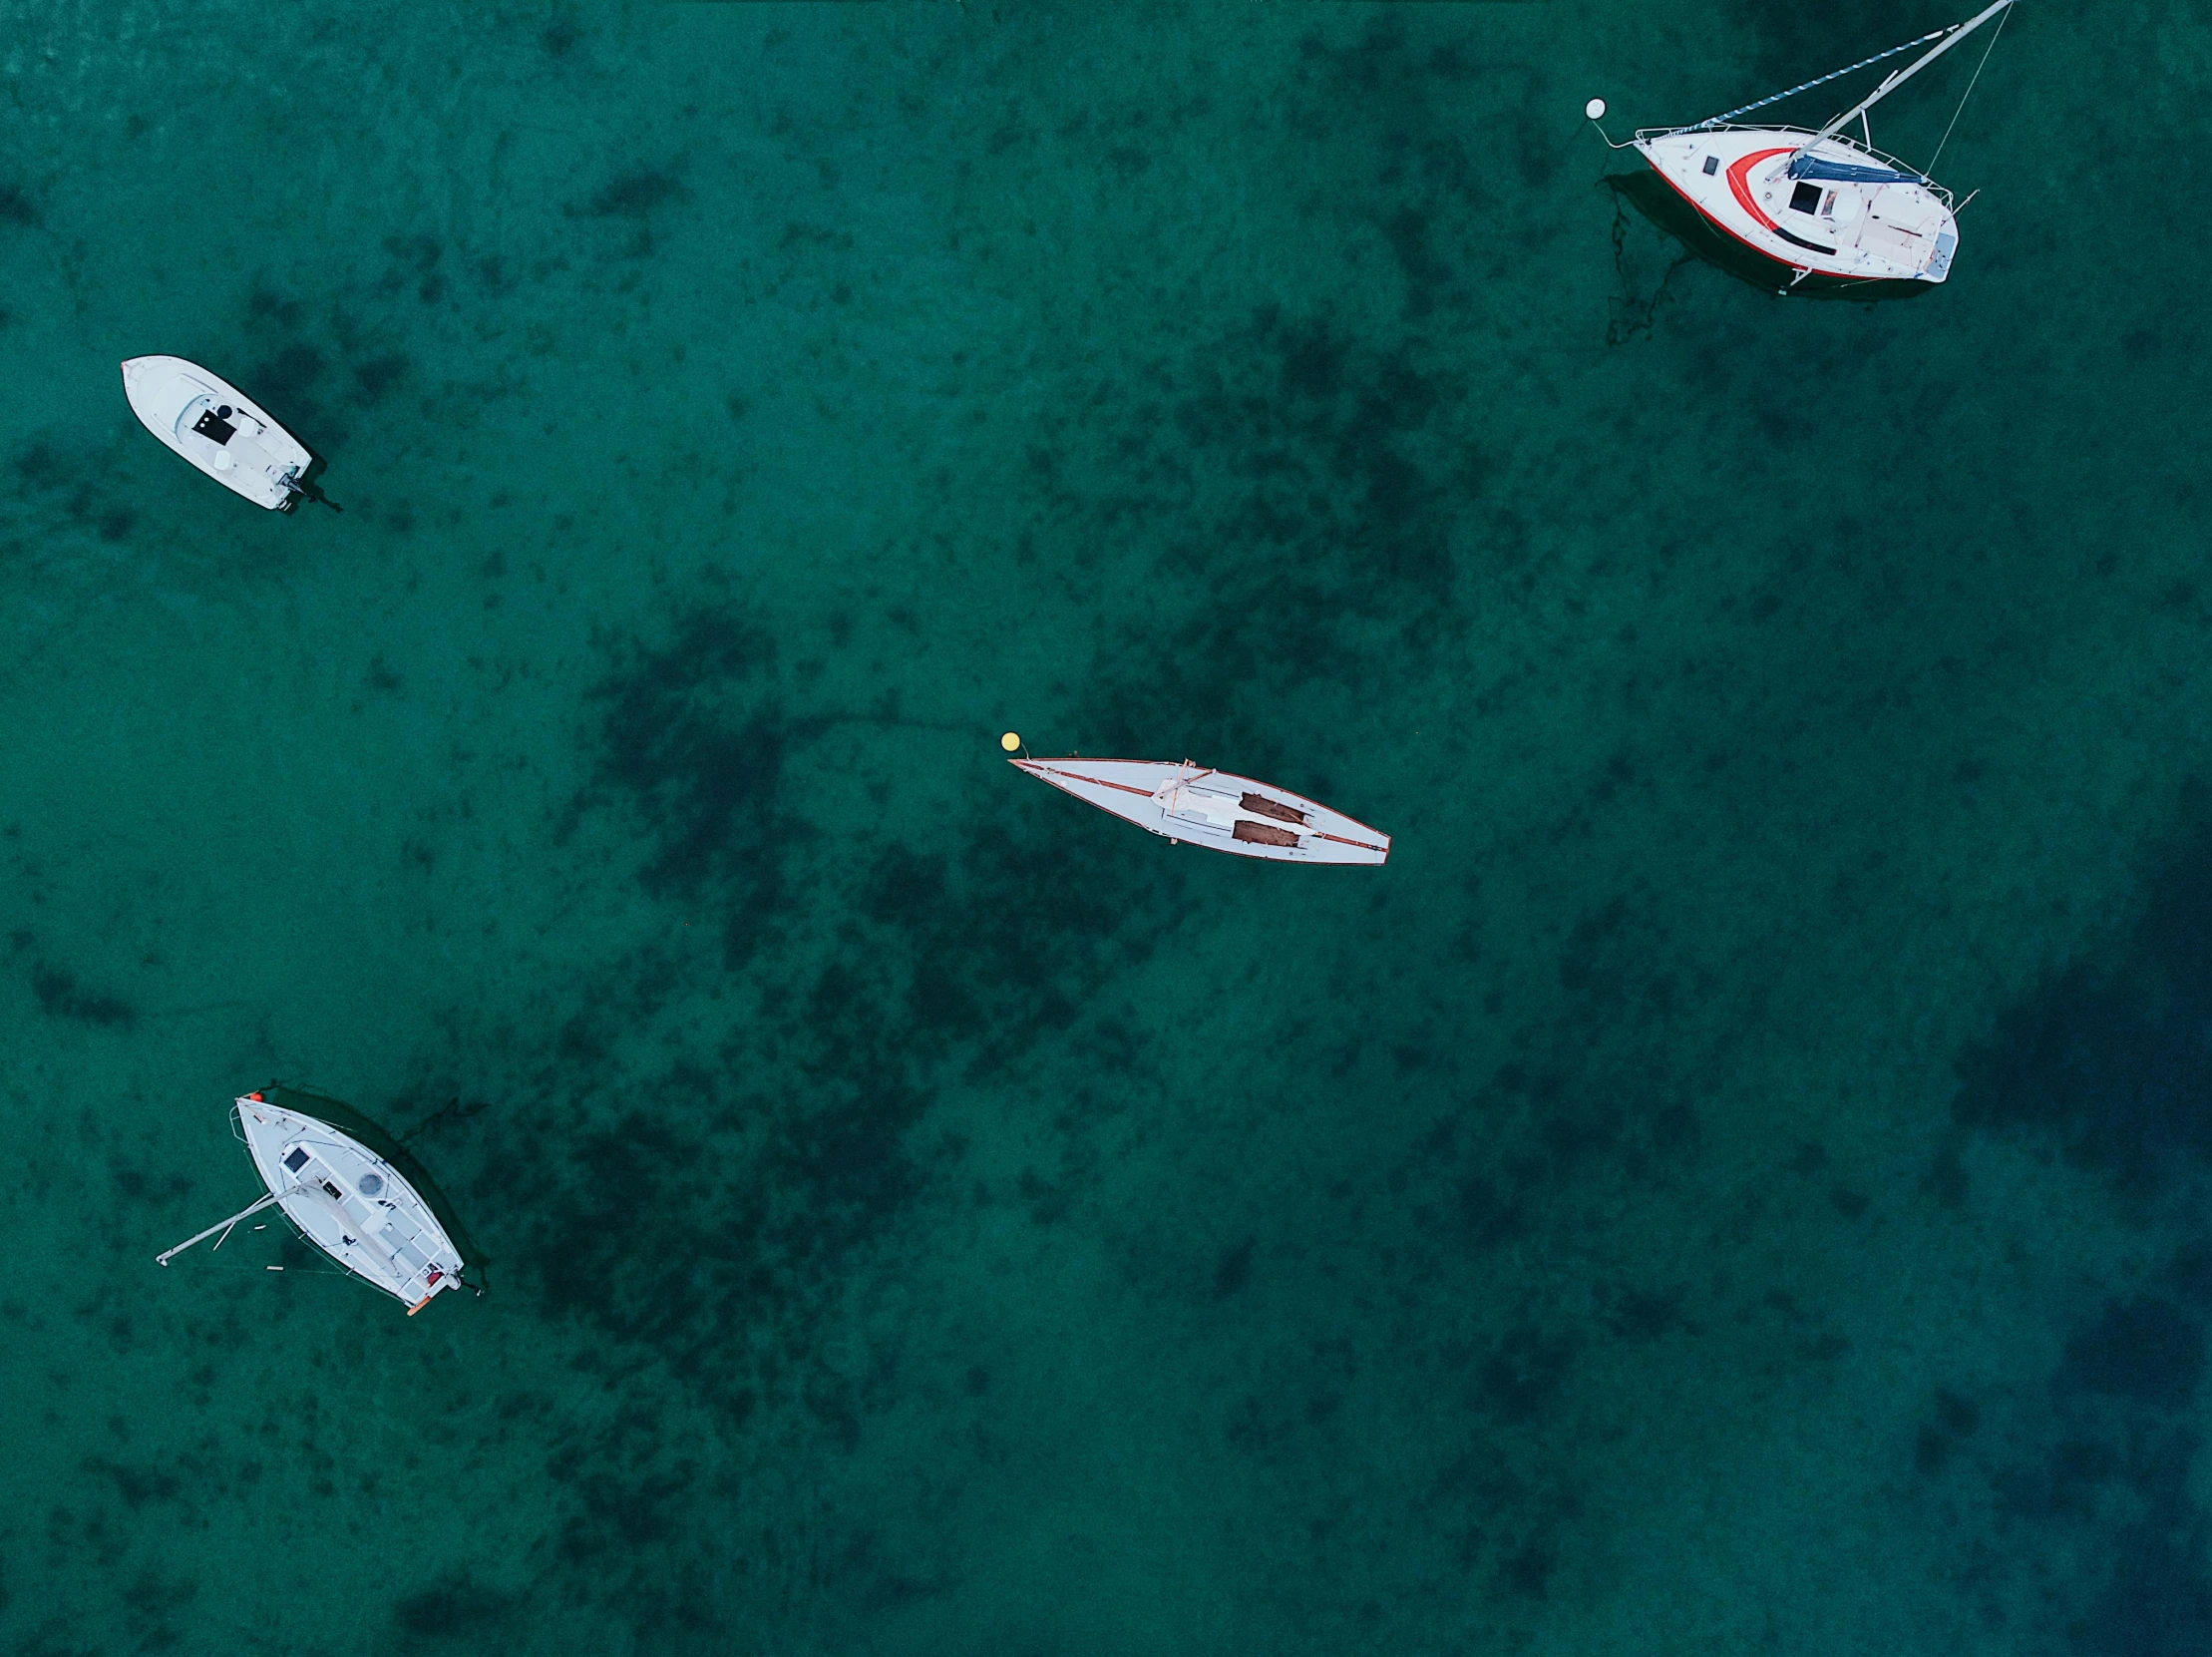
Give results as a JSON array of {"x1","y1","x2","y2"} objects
[
  {"x1": 157, "y1": 1088, "x2": 473, "y2": 1316},
  {"x1": 1008, "y1": 750, "x2": 1390, "y2": 866},
  {"x1": 1593, "y1": 0, "x2": 2017, "y2": 287}
]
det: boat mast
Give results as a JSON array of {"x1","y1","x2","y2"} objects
[
  {"x1": 1796, "y1": 0, "x2": 2017, "y2": 156},
  {"x1": 156, "y1": 1188, "x2": 287, "y2": 1266}
]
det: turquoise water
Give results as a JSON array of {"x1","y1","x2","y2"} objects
[{"x1": 3, "y1": 2, "x2": 2209, "y2": 1650}]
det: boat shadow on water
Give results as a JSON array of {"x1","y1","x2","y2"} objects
[
  {"x1": 292, "y1": 454, "x2": 342, "y2": 513},
  {"x1": 1602, "y1": 170, "x2": 1934, "y2": 306}
]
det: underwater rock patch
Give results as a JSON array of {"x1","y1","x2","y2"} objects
[{"x1": 1955, "y1": 829, "x2": 2212, "y2": 1194}]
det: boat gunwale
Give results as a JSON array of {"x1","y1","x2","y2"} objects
[{"x1": 1633, "y1": 125, "x2": 1956, "y2": 207}]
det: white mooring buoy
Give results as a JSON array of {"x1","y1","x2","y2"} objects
[{"x1": 1585, "y1": 98, "x2": 1607, "y2": 121}]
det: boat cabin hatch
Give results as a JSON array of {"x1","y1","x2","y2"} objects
[{"x1": 282, "y1": 1146, "x2": 310, "y2": 1172}]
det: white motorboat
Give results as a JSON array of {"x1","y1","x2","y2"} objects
[
  {"x1": 121, "y1": 355, "x2": 311, "y2": 510},
  {"x1": 1012, "y1": 755, "x2": 1389, "y2": 866},
  {"x1": 157, "y1": 1089, "x2": 470, "y2": 1315},
  {"x1": 1601, "y1": 0, "x2": 2016, "y2": 287}
]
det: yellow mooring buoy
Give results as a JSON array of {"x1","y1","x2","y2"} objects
[{"x1": 1000, "y1": 731, "x2": 1021, "y2": 752}]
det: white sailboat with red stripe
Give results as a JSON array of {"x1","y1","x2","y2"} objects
[
  {"x1": 1606, "y1": 0, "x2": 2015, "y2": 287},
  {"x1": 1013, "y1": 756, "x2": 1389, "y2": 866}
]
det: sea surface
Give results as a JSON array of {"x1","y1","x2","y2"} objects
[{"x1": 2, "y1": 2, "x2": 2207, "y2": 1652}]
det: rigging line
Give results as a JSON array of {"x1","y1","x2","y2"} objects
[
  {"x1": 1687, "y1": 29, "x2": 1945, "y2": 132},
  {"x1": 1926, "y1": 2, "x2": 2010, "y2": 179}
]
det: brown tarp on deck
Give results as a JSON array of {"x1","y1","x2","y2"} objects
[{"x1": 1240, "y1": 792, "x2": 1307, "y2": 825}]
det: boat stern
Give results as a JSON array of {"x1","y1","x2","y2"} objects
[{"x1": 1924, "y1": 223, "x2": 1958, "y2": 281}]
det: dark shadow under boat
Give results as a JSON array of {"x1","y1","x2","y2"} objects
[{"x1": 1603, "y1": 170, "x2": 1933, "y2": 303}]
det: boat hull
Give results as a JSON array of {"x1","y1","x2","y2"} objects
[
  {"x1": 236, "y1": 1094, "x2": 466, "y2": 1310},
  {"x1": 1635, "y1": 130, "x2": 1956, "y2": 285},
  {"x1": 121, "y1": 355, "x2": 311, "y2": 510},
  {"x1": 1013, "y1": 757, "x2": 1389, "y2": 866}
]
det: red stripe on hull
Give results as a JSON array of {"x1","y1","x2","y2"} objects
[
  {"x1": 1314, "y1": 832, "x2": 1386, "y2": 853},
  {"x1": 1643, "y1": 152, "x2": 1887, "y2": 283},
  {"x1": 1035, "y1": 766, "x2": 1155, "y2": 798},
  {"x1": 1726, "y1": 146, "x2": 1791, "y2": 230}
]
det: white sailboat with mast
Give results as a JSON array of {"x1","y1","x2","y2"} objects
[
  {"x1": 157, "y1": 1088, "x2": 472, "y2": 1316},
  {"x1": 1595, "y1": 0, "x2": 2017, "y2": 287}
]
